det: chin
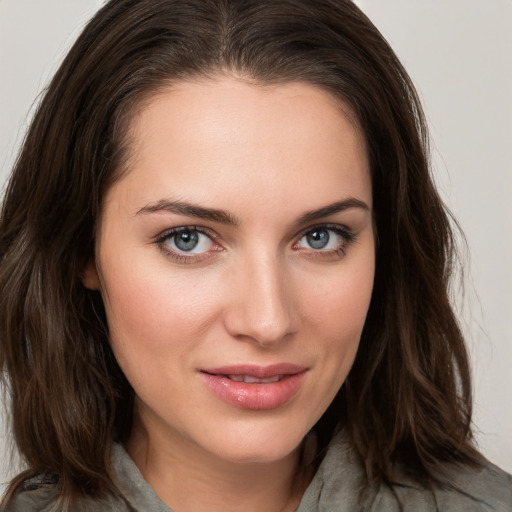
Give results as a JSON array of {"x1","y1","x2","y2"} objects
[
  {"x1": 216, "y1": 442, "x2": 302, "y2": 465},
  {"x1": 199, "y1": 419, "x2": 308, "y2": 465}
]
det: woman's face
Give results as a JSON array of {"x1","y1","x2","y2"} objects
[{"x1": 84, "y1": 76, "x2": 375, "y2": 464}]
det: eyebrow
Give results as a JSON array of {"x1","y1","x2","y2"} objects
[
  {"x1": 136, "y1": 197, "x2": 369, "y2": 226},
  {"x1": 136, "y1": 199, "x2": 239, "y2": 225},
  {"x1": 296, "y1": 198, "x2": 370, "y2": 225}
]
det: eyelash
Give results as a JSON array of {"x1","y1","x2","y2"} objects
[{"x1": 154, "y1": 224, "x2": 356, "y2": 264}]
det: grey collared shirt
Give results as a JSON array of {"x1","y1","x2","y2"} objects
[{"x1": 4, "y1": 431, "x2": 512, "y2": 511}]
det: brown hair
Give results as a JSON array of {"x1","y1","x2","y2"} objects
[{"x1": 0, "y1": 0, "x2": 482, "y2": 506}]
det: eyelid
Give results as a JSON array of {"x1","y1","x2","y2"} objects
[
  {"x1": 154, "y1": 225, "x2": 219, "y2": 244},
  {"x1": 296, "y1": 223, "x2": 355, "y2": 241}
]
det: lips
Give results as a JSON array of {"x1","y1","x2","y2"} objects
[{"x1": 199, "y1": 364, "x2": 308, "y2": 410}]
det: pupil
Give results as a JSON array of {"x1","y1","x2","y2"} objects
[
  {"x1": 307, "y1": 229, "x2": 329, "y2": 249},
  {"x1": 175, "y1": 230, "x2": 199, "y2": 251}
]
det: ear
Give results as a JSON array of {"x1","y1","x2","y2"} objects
[{"x1": 82, "y1": 259, "x2": 101, "y2": 290}]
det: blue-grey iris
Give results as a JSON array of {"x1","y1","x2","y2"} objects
[
  {"x1": 174, "y1": 230, "x2": 199, "y2": 251},
  {"x1": 307, "y1": 229, "x2": 329, "y2": 249}
]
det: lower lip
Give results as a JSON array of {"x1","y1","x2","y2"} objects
[{"x1": 200, "y1": 372, "x2": 307, "y2": 410}]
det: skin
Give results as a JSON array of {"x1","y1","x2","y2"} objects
[{"x1": 83, "y1": 76, "x2": 375, "y2": 512}]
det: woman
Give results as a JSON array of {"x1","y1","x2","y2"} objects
[{"x1": 0, "y1": 0, "x2": 510, "y2": 510}]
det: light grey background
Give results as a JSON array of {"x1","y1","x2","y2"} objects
[{"x1": 1, "y1": 0, "x2": 511, "y2": 488}]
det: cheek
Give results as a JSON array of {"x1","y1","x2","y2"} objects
[
  {"x1": 305, "y1": 256, "x2": 374, "y2": 339},
  {"x1": 98, "y1": 261, "x2": 219, "y2": 383},
  {"x1": 294, "y1": 255, "x2": 374, "y2": 425},
  {"x1": 302, "y1": 248, "x2": 375, "y2": 388}
]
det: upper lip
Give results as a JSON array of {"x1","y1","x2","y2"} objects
[{"x1": 201, "y1": 363, "x2": 308, "y2": 378}]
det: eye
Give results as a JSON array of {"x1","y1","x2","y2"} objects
[
  {"x1": 296, "y1": 225, "x2": 355, "y2": 253},
  {"x1": 157, "y1": 227, "x2": 218, "y2": 256}
]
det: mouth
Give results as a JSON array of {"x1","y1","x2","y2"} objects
[
  {"x1": 199, "y1": 364, "x2": 308, "y2": 410},
  {"x1": 205, "y1": 373, "x2": 285, "y2": 384}
]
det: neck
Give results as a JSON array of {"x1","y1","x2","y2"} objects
[{"x1": 125, "y1": 416, "x2": 312, "y2": 512}]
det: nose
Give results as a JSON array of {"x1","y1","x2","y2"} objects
[{"x1": 223, "y1": 253, "x2": 300, "y2": 347}]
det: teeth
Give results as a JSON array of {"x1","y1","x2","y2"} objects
[
  {"x1": 225, "y1": 374, "x2": 283, "y2": 383},
  {"x1": 227, "y1": 374, "x2": 244, "y2": 382},
  {"x1": 243, "y1": 375, "x2": 262, "y2": 384},
  {"x1": 259, "y1": 375, "x2": 281, "y2": 383}
]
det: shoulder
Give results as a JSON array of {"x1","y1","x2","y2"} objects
[
  {"x1": 391, "y1": 459, "x2": 512, "y2": 512},
  {"x1": 302, "y1": 431, "x2": 512, "y2": 512},
  {"x1": 1, "y1": 475, "x2": 59, "y2": 512},
  {"x1": 448, "y1": 461, "x2": 512, "y2": 507},
  {"x1": 1, "y1": 474, "x2": 130, "y2": 512}
]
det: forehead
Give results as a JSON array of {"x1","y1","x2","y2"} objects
[
  {"x1": 106, "y1": 76, "x2": 371, "y2": 215},
  {"x1": 129, "y1": 76, "x2": 363, "y2": 152}
]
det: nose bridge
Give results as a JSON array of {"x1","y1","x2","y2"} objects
[{"x1": 224, "y1": 249, "x2": 299, "y2": 346}]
